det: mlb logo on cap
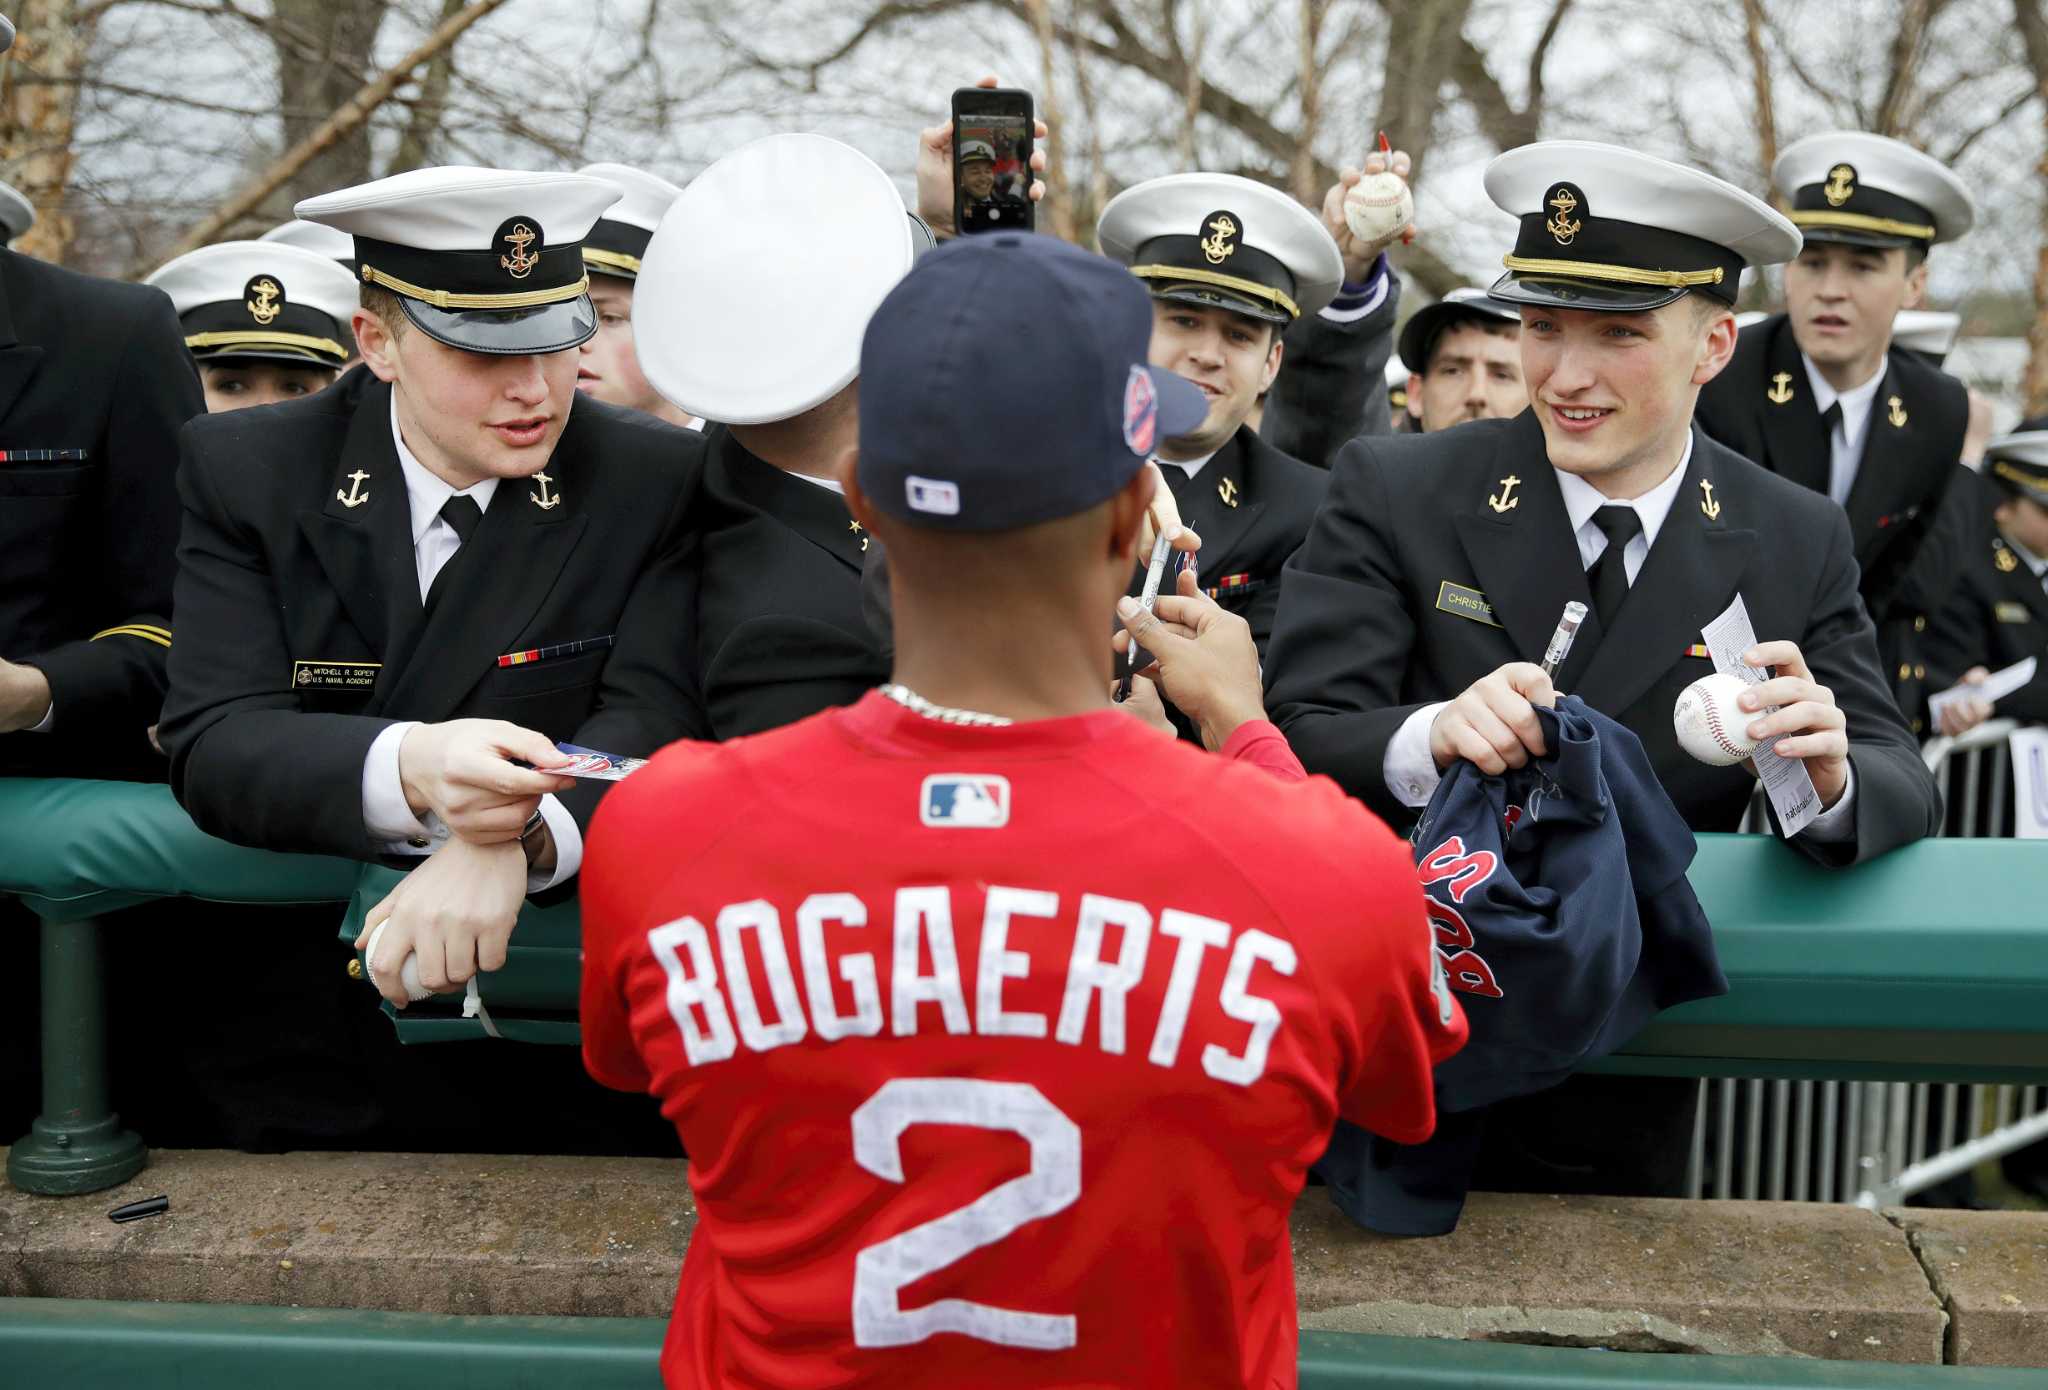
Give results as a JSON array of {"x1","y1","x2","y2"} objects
[{"x1": 920, "y1": 774, "x2": 1011, "y2": 828}]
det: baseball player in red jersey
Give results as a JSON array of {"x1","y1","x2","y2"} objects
[{"x1": 580, "y1": 232, "x2": 1466, "y2": 1389}]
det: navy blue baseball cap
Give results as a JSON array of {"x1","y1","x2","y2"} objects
[{"x1": 858, "y1": 232, "x2": 1208, "y2": 532}]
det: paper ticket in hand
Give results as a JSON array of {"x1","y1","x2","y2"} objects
[
  {"x1": 551, "y1": 743, "x2": 648, "y2": 781},
  {"x1": 1700, "y1": 594, "x2": 1821, "y2": 838},
  {"x1": 1927, "y1": 656, "x2": 2037, "y2": 731}
]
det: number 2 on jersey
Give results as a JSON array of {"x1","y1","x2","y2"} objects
[{"x1": 850, "y1": 1077, "x2": 1080, "y2": 1350}]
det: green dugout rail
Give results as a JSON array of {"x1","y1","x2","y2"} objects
[{"x1": 0, "y1": 1302, "x2": 2042, "y2": 1389}]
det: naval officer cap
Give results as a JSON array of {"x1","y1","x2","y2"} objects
[
  {"x1": 1891, "y1": 308, "x2": 1961, "y2": 364},
  {"x1": 259, "y1": 218, "x2": 357, "y2": 270},
  {"x1": 1984, "y1": 432, "x2": 2048, "y2": 509},
  {"x1": 0, "y1": 180, "x2": 34, "y2": 245},
  {"x1": 1485, "y1": 141, "x2": 1800, "y2": 312},
  {"x1": 1397, "y1": 286, "x2": 1521, "y2": 374},
  {"x1": 1774, "y1": 132, "x2": 1974, "y2": 251},
  {"x1": 144, "y1": 240, "x2": 360, "y2": 369},
  {"x1": 574, "y1": 162, "x2": 683, "y2": 283},
  {"x1": 1097, "y1": 171, "x2": 1344, "y2": 325},
  {"x1": 634, "y1": 133, "x2": 913, "y2": 426},
  {"x1": 295, "y1": 166, "x2": 624, "y2": 356}
]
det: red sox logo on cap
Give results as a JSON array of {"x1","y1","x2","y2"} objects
[{"x1": 1123, "y1": 364, "x2": 1158, "y2": 456}]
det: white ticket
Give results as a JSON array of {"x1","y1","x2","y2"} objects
[
  {"x1": 1927, "y1": 656, "x2": 2038, "y2": 731},
  {"x1": 1700, "y1": 593, "x2": 1821, "y2": 838}
]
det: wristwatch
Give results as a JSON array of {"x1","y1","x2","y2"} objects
[{"x1": 517, "y1": 806, "x2": 547, "y2": 864}]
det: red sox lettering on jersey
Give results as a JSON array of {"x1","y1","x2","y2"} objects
[
  {"x1": 1416, "y1": 832, "x2": 1504, "y2": 999},
  {"x1": 648, "y1": 884, "x2": 1297, "y2": 1086}
]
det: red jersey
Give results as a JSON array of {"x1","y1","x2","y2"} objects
[{"x1": 581, "y1": 693, "x2": 1465, "y2": 1389}]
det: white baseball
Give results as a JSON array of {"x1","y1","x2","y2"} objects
[
  {"x1": 1674, "y1": 672, "x2": 1759, "y2": 767},
  {"x1": 1343, "y1": 171, "x2": 1414, "y2": 246},
  {"x1": 364, "y1": 919, "x2": 431, "y2": 1002}
]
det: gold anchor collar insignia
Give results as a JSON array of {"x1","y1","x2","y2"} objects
[
  {"x1": 1995, "y1": 542, "x2": 2019, "y2": 573},
  {"x1": 1887, "y1": 395, "x2": 1908, "y2": 428},
  {"x1": 337, "y1": 469, "x2": 370, "y2": 508},
  {"x1": 1767, "y1": 372, "x2": 1795, "y2": 405},
  {"x1": 1488, "y1": 475, "x2": 1521, "y2": 513},
  {"x1": 849, "y1": 518, "x2": 868, "y2": 552},
  {"x1": 1218, "y1": 476, "x2": 1240, "y2": 508},
  {"x1": 1699, "y1": 479, "x2": 1721, "y2": 520},
  {"x1": 530, "y1": 471, "x2": 560, "y2": 509},
  {"x1": 1545, "y1": 182, "x2": 1583, "y2": 246},
  {"x1": 1199, "y1": 209, "x2": 1239, "y2": 265},
  {"x1": 245, "y1": 274, "x2": 284, "y2": 325},
  {"x1": 497, "y1": 215, "x2": 543, "y2": 280},
  {"x1": 1823, "y1": 163, "x2": 1856, "y2": 207}
]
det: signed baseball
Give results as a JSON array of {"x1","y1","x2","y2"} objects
[
  {"x1": 364, "y1": 919, "x2": 431, "y2": 1003},
  {"x1": 1674, "y1": 672, "x2": 1758, "y2": 767},
  {"x1": 1343, "y1": 171, "x2": 1414, "y2": 246}
]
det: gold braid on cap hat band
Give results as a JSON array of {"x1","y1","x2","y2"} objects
[
  {"x1": 581, "y1": 248, "x2": 642, "y2": 276},
  {"x1": 1129, "y1": 264, "x2": 1301, "y2": 320},
  {"x1": 1992, "y1": 460, "x2": 2048, "y2": 491},
  {"x1": 1501, "y1": 255, "x2": 1726, "y2": 289},
  {"x1": 184, "y1": 330, "x2": 348, "y2": 359},
  {"x1": 1787, "y1": 210, "x2": 1937, "y2": 241},
  {"x1": 358, "y1": 263, "x2": 591, "y2": 311}
]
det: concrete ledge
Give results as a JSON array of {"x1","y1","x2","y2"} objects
[
  {"x1": 1888, "y1": 1208, "x2": 2048, "y2": 1367},
  {"x1": 0, "y1": 1150, "x2": 1954, "y2": 1362}
]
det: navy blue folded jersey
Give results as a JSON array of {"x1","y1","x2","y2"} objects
[{"x1": 1317, "y1": 694, "x2": 1725, "y2": 1234}]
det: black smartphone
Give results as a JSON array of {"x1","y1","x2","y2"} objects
[{"x1": 952, "y1": 87, "x2": 1035, "y2": 235}]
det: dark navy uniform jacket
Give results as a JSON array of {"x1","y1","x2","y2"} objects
[{"x1": 1317, "y1": 696, "x2": 1723, "y2": 1236}]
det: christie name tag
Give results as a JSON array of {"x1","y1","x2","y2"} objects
[
  {"x1": 1435, "y1": 581, "x2": 1502, "y2": 628},
  {"x1": 293, "y1": 660, "x2": 380, "y2": 692}
]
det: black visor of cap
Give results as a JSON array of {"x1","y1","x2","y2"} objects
[
  {"x1": 1130, "y1": 233, "x2": 1298, "y2": 325},
  {"x1": 1989, "y1": 458, "x2": 2048, "y2": 508},
  {"x1": 1790, "y1": 176, "x2": 1938, "y2": 250},
  {"x1": 582, "y1": 217, "x2": 654, "y2": 281},
  {"x1": 1495, "y1": 202, "x2": 1744, "y2": 312},
  {"x1": 398, "y1": 294, "x2": 597, "y2": 356},
  {"x1": 1398, "y1": 302, "x2": 1519, "y2": 375},
  {"x1": 180, "y1": 298, "x2": 352, "y2": 367}
]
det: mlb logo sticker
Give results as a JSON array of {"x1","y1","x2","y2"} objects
[
  {"x1": 920, "y1": 774, "x2": 1011, "y2": 828},
  {"x1": 1123, "y1": 365, "x2": 1158, "y2": 457},
  {"x1": 907, "y1": 475, "x2": 961, "y2": 516}
]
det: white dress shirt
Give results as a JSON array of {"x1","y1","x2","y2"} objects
[
  {"x1": 1800, "y1": 353, "x2": 1885, "y2": 508},
  {"x1": 787, "y1": 471, "x2": 845, "y2": 494},
  {"x1": 1157, "y1": 450, "x2": 1218, "y2": 481},
  {"x1": 359, "y1": 395, "x2": 581, "y2": 889},
  {"x1": 1381, "y1": 433, "x2": 1855, "y2": 840}
]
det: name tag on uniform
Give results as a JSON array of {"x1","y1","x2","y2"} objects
[
  {"x1": 1435, "y1": 581, "x2": 1502, "y2": 628},
  {"x1": 293, "y1": 660, "x2": 380, "y2": 692},
  {"x1": 1996, "y1": 602, "x2": 2031, "y2": 624}
]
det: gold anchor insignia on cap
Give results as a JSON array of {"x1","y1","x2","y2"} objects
[
  {"x1": 499, "y1": 221, "x2": 541, "y2": 280},
  {"x1": 245, "y1": 276, "x2": 283, "y2": 325},
  {"x1": 1699, "y1": 479, "x2": 1722, "y2": 520},
  {"x1": 849, "y1": 518, "x2": 868, "y2": 552},
  {"x1": 1887, "y1": 395, "x2": 1908, "y2": 428},
  {"x1": 1767, "y1": 372, "x2": 1795, "y2": 405},
  {"x1": 1199, "y1": 211, "x2": 1239, "y2": 265},
  {"x1": 530, "y1": 471, "x2": 560, "y2": 509},
  {"x1": 1218, "y1": 476, "x2": 1240, "y2": 508},
  {"x1": 1488, "y1": 475, "x2": 1520, "y2": 513},
  {"x1": 1546, "y1": 186, "x2": 1581, "y2": 245},
  {"x1": 1823, "y1": 163, "x2": 1856, "y2": 207},
  {"x1": 337, "y1": 469, "x2": 370, "y2": 508}
]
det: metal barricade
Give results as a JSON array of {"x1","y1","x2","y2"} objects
[{"x1": 1693, "y1": 720, "x2": 2044, "y2": 1206}]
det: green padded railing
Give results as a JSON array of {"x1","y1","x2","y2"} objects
[
  {"x1": 0, "y1": 1301, "x2": 2039, "y2": 1389},
  {"x1": 0, "y1": 778, "x2": 359, "y2": 1195}
]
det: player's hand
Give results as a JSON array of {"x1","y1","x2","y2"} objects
[
  {"x1": 1115, "y1": 570, "x2": 1265, "y2": 751},
  {"x1": 1428, "y1": 662, "x2": 1554, "y2": 774},
  {"x1": 1110, "y1": 671, "x2": 1178, "y2": 739},
  {"x1": 356, "y1": 837, "x2": 528, "y2": 1006},
  {"x1": 0, "y1": 657, "x2": 53, "y2": 733},
  {"x1": 1935, "y1": 666, "x2": 1995, "y2": 738},
  {"x1": 1320, "y1": 145, "x2": 1414, "y2": 282},
  {"x1": 916, "y1": 75, "x2": 1050, "y2": 240},
  {"x1": 1738, "y1": 641, "x2": 1849, "y2": 808},
  {"x1": 1137, "y1": 461, "x2": 1202, "y2": 560},
  {"x1": 397, "y1": 718, "x2": 575, "y2": 844}
]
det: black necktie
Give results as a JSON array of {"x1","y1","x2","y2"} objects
[
  {"x1": 1586, "y1": 505, "x2": 1643, "y2": 630},
  {"x1": 1820, "y1": 401, "x2": 1844, "y2": 439},
  {"x1": 424, "y1": 494, "x2": 484, "y2": 613}
]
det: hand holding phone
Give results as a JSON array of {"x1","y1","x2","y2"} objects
[{"x1": 952, "y1": 86, "x2": 1036, "y2": 235}]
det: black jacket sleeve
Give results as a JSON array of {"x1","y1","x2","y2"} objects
[{"x1": 1258, "y1": 271, "x2": 1402, "y2": 468}]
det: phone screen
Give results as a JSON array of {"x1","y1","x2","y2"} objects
[{"x1": 954, "y1": 98, "x2": 1033, "y2": 235}]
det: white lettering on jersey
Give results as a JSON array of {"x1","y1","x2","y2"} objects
[
  {"x1": 1204, "y1": 929, "x2": 1297, "y2": 1086},
  {"x1": 716, "y1": 900, "x2": 808, "y2": 1052},
  {"x1": 1054, "y1": 894, "x2": 1151, "y2": 1054},
  {"x1": 977, "y1": 886, "x2": 1055, "y2": 1038},
  {"x1": 648, "y1": 917, "x2": 737, "y2": 1066},
  {"x1": 797, "y1": 892, "x2": 883, "y2": 1041},
  {"x1": 892, "y1": 886, "x2": 971, "y2": 1036},
  {"x1": 1147, "y1": 909, "x2": 1230, "y2": 1068}
]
